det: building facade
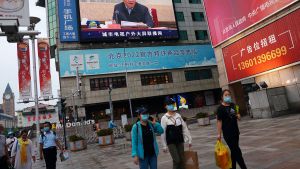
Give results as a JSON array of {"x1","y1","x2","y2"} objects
[
  {"x1": 2, "y1": 83, "x2": 15, "y2": 116},
  {"x1": 204, "y1": 0, "x2": 300, "y2": 115},
  {"x1": 37, "y1": 0, "x2": 221, "y2": 121}
]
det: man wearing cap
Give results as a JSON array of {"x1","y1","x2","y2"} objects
[
  {"x1": 131, "y1": 106, "x2": 164, "y2": 169},
  {"x1": 160, "y1": 97, "x2": 192, "y2": 169}
]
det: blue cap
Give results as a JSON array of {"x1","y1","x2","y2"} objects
[
  {"x1": 165, "y1": 97, "x2": 176, "y2": 105},
  {"x1": 135, "y1": 106, "x2": 148, "y2": 114}
]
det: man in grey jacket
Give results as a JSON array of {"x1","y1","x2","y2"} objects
[{"x1": 113, "y1": 0, "x2": 154, "y2": 28}]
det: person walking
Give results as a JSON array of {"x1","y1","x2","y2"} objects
[
  {"x1": 161, "y1": 97, "x2": 192, "y2": 169},
  {"x1": 0, "y1": 124, "x2": 9, "y2": 169},
  {"x1": 131, "y1": 106, "x2": 164, "y2": 169},
  {"x1": 11, "y1": 130, "x2": 35, "y2": 169},
  {"x1": 6, "y1": 132, "x2": 17, "y2": 159},
  {"x1": 39, "y1": 122, "x2": 64, "y2": 169},
  {"x1": 217, "y1": 89, "x2": 247, "y2": 169}
]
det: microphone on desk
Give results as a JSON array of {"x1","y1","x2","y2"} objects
[{"x1": 114, "y1": 10, "x2": 120, "y2": 24}]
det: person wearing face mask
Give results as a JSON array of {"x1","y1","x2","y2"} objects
[
  {"x1": 131, "y1": 106, "x2": 164, "y2": 169},
  {"x1": 39, "y1": 122, "x2": 64, "y2": 169},
  {"x1": 217, "y1": 89, "x2": 247, "y2": 169},
  {"x1": 6, "y1": 132, "x2": 17, "y2": 162},
  {"x1": 160, "y1": 97, "x2": 192, "y2": 169},
  {"x1": 11, "y1": 129, "x2": 35, "y2": 169}
]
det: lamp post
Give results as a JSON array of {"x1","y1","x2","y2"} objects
[
  {"x1": 29, "y1": 16, "x2": 41, "y2": 156},
  {"x1": 108, "y1": 84, "x2": 114, "y2": 121}
]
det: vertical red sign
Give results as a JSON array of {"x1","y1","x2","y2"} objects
[
  {"x1": 222, "y1": 9, "x2": 300, "y2": 82},
  {"x1": 38, "y1": 39, "x2": 52, "y2": 98},
  {"x1": 17, "y1": 41, "x2": 32, "y2": 100}
]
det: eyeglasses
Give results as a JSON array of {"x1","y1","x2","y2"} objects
[{"x1": 0, "y1": 0, "x2": 24, "y2": 12}]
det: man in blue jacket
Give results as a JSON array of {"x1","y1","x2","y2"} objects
[
  {"x1": 113, "y1": 0, "x2": 154, "y2": 28},
  {"x1": 131, "y1": 106, "x2": 164, "y2": 169}
]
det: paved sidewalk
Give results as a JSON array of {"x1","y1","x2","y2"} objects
[{"x1": 33, "y1": 114, "x2": 300, "y2": 169}]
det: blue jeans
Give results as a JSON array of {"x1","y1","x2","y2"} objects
[{"x1": 139, "y1": 155, "x2": 157, "y2": 169}]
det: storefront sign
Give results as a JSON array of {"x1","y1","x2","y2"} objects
[
  {"x1": 203, "y1": 0, "x2": 297, "y2": 46},
  {"x1": 38, "y1": 39, "x2": 52, "y2": 98},
  {"x1": 17, "y1": 41, "x2": 32, "y2": 100},
  {"x1": 0, "y1": 0, "x2": 30, "y2": 26},
  {"x1": 56, "y1": 120, "x2": 95, "y2": 129},
  {"x1": 22, "y1": 112, "x2": 59, "y2": 127},
  {"x1": 222, "y1": 9, "x2": 300, "y2": 82},
  {"x1": 58, "y1": 0, "x2": 79, "y2": 42},
  {"x1": 59, "y1": 45, "x2": 216, "y2": 77}
]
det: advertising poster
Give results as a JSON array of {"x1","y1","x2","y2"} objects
[
  {"x1": 222, "y1": 9, "x2": 300, "y2": 82},
  {"x1": 59, "y1": 44, "x2": 216, "y2": 77},
  {"x1": 78, "y1": 0, "x2": 178, "y2": 42},
  {"x1": 17, "y1": 40, "x2": 32, "y2": 100},
  {"x1": 203, "y1": 0, "x2": 297, "y2": 46},
  {"x1": 38, "y1": 39, "x2": 53, "y2": 98}
]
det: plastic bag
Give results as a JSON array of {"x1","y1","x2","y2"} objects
[
  {"x1": 215, "y1": 140, "x2": 232, "y2": 169},
  {"x1": 60, "y1": 151, "x2": 70, "y2": 162}
]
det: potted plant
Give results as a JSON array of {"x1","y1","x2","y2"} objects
[
  {"x1": 196, "y1": 112, "x2": 210, "y2": 126},
  {"x1": 124, "y1": 124, "x2": 133, "y2": 141},
  {"x1": 97, "y1": 128, "x2": 114, "y2": 146},
  {"x1": 68, "y1": 135, "x2": 87, "y2": 152}
]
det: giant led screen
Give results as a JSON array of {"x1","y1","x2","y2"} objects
[{"x1": 78, "y1": 0, "x2": 179, "y2": 42}]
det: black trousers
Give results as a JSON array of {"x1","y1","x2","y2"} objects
[
  {"x1": 0, "y1": 156, "x2": 9, "y2": 169},
  {"x1": 224, "y1": 135, "x2": 247, "y2": 169},
  {"x1": 43, "y1": 147, "x2": 57, "y2": 169}
]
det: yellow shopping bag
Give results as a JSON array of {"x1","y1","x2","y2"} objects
[{"x1": 215, "y1": 140, "x2": 232, "y2": 169}]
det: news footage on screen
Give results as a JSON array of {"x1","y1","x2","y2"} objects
[{"x1": 78, "y1": 0, "x2": 179, "y2": 42}]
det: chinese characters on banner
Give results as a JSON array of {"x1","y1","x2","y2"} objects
[
  {"x1": 38, "y1": 39, "x2": 53, "y2": 98},
  {"x1": 222, "y1": 9, "x2": 300, "y2": 83},
  {"x1": 17, "y1": 41, "x2": 32, "y2": 100},
  {"x1": 203, "y1": 0, "x2": 297, "y2": 46},
  {"x1": 24, "y1": 113, "x2": 58, "y2": 127},
  {"x1": 58, "y1": 0, "x2": 79, "y2": 42}
]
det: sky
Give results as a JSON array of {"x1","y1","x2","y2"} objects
[{"x1": 0, "y1": 0, "x2": 59, "y2": 111}]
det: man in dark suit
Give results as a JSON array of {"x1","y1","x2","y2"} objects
[{"x1": 113, "y1": 0, "x2": 154, "y2": 28}]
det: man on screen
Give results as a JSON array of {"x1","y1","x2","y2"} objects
[{"x1": 113, "y1": 0, "x2": 154, "y2": 28}]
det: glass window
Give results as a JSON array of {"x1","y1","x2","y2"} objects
[
  {"x1": 185, "y1": 69, "x2": 213, "y2": 81},
  {"x1": 175, "y1": 12, "x2": 185, "y2": 21},
  {"x1": 191, "y1": 12, "x2": 205, "y2": 21},
  {"x1": 195, "y1": 30, "x2": 208, "y2": 40},
  {"x1": 173, "y1": 0, "x2": 181, "y2": 3},
  {"x1": 179, "y1": 30, "x2": 188, "y2": 40},
  {"x1": 189, "y1": 0, "x2": 201, "y2": 4},
  {"x1": 90, "y1": 76, "x2": 127, "y2": 91},
  {"x1": 141, "y1": 72, "x2": 173, "y2": 86}
]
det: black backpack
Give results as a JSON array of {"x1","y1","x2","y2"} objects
[{"x1": 165, "y1": 117, "x2": 184, "y2": 145}]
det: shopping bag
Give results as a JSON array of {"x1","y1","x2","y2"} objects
[
  {"x1": 60, "y1": 151, "x2": 70, "y2": 162},
  {"x1": 184, "y1": 150, "x2": 200, "y2": 169},
  {"x1": 215, "y1": 140, "x2": 232, "y2": 169}
]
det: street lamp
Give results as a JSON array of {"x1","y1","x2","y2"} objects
[{"x1": 29, "y1": 16, "x2": 41, "y2": 155}]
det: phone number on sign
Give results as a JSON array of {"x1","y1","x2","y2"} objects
[{"x1": 237, "y1": 46, "x2": 287, "y2": 71}]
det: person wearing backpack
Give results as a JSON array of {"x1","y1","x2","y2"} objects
[
  {"x1": 217, "y1": 89, "x2": 247, "y2": 169},
  {"x1": 131, "y1": 106, "x2": 164, "y2": 169},
  {"x1": 161, "y1": 97, "x2": 192, "y2": 169},
  {"x1": 39, "y1": 122, "x2": 64, "y2": 169}
]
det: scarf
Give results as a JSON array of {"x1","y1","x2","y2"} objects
[{"x1": 18, "y1": 138, "x2": 30, "y2": 166}]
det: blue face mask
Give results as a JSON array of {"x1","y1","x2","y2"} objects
[
  {"x1": 224, "y1": 96, "x2": 232, "y2": 103},
  {"x1": 141, "y1": 114, "x2": 149, "y2": 121},
  {"x1": 44, "y1": 127, "x2": 50, "y2": 132},
  {"x1": 166, "y1": 104, "x2": 176, "y2": 111}
]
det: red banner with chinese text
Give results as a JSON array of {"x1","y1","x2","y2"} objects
[
  {"x1": 203, "y1": 0, "x2": 297, "y2": 46},
  {"x1": 17, "y1": 41, "x2": 32, "y2": 100},
  {"x1": 222, "y1": 9, "x2": 300, "y2": 83},
  {"x1": 38, "y1": 39, "x2": 53, "y2": 98}
]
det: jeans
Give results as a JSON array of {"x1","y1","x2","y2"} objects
[
  {"x1": 168, "y1": 143, "x2": 185, "y2": 169},
  {"x1": 224, "y1": 135, "x2": 247, "y2": 169},
  {"x1": 43, "y1": 147, "x2": 57, "y2": 169},
  {"x1": 139, "y1": 155, "x2": 157, "y2": 169}
]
